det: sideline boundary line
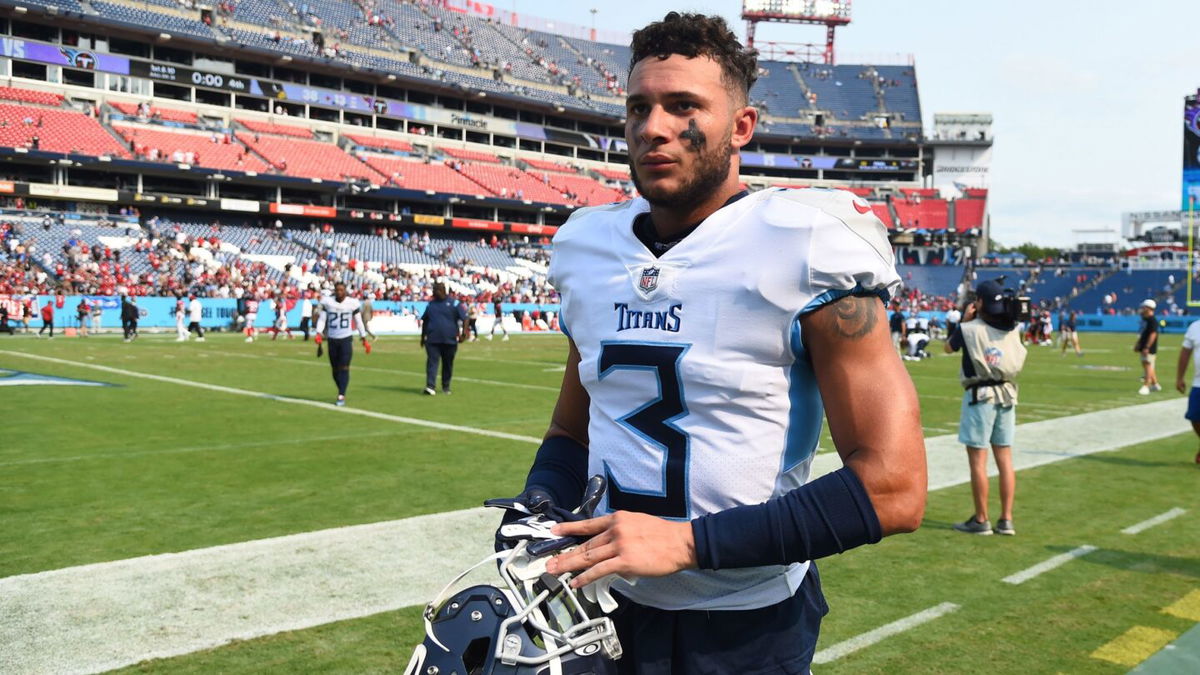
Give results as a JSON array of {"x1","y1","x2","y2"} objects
[
  {"x1": 1002, "y1": 545, "x2": 1097, "y2": 585},
  {"x1": 1121, "y1": 508, "x2": 1187, "y2": 535},
  {"x1": 812, "y1": 602, "x2": 960, "y2": 664},
  {"x1": 0, "y1": 351, "x2": 541, "y2": 445}
]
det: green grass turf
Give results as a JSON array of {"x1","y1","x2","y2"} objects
[
  {"x1": 115, "y1": 433, "x2": 1200, "y2": 674},
  {"x1": 2, "y1": 329, "x2": 1196, "y2": 672}
]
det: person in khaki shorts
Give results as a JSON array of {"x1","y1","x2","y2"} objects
[
  {"x1": 1135, "y1": 299, "x2": 1160, "y2": 395},
  {"x1": 945, "y1": 279, "x2": 1028, "y2": 536}
]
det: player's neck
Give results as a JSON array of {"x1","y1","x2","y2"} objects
[{"x1": 648, "y1": 182, "x2": 744, "y2": 240}]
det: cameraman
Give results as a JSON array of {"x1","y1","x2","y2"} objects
[{"x1": 944, "y1": 279, "x2": 1028, "y2": 536}]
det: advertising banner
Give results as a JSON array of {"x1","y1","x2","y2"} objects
[
  {"x1": 1183, "y1": 97, "x2": 1200, "y2": 210},
  {"x1": 0, "y1": 38, "x2": 130, "y2": 74}
]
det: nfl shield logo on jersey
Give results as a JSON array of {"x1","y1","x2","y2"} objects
[{"x1": 639, "y1": 267, "x2": 660, "y2": 293}]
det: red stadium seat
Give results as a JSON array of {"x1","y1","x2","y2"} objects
[
  {"x1": 523, "y1": 158, "x2": 576, "y2": 173},
  {"x1": 0, "y1": 86, "x2": 63, "y2": 106},
  {"x1": 114, "y1": 124, "x2": 269, "y2": 172},
  {"x1": 442, "y1": 146, "x2": 503, "y2": 164},
  {"x1": 594, "y1": 167, "x2": 631, "y2": 181},
  {"x1": 533, "y1": 171, "x2": 628, "y2": 206},
  {"x1": 363, "y1": 155, "x2": 495, "y2": 196},
  {"x1": 236, "y1": 118, "x2": 314, "y2": 139},
  {"x1": 344, "y1": 134, "x2": 414, "y2": 153},
  {"x1": 237, "y1": 133, "x2": 383, "y2": 182},
  {"x1": 109, "y1": 102, "x2": 198, "y2": 124},
  {"x1": 458, "y1": 163, "x2": 569, "y2": 203},
  {"x1": 954, "y1": 198, "x2": 986, "y2": 231},
  {"x1": 0, "y1": 104, "x2": 129, "y2": 157},
  {"x1": 871, "y1": 204, "x2": 894, "y2": 228}
]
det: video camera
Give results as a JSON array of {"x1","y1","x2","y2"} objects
[{"x1": 968, "y1": 275, "x2": 1032, "y2": 324}]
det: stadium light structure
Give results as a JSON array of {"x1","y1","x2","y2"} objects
[{"x1": 741, "y1": 0, "x2": 851, "y2": 65}]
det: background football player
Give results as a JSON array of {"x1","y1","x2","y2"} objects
[
  {"x1": 314, "y1": 281, "x2": 369, "y2": 406},
  {"x1": 497, "y1": 13, "x2": 926, "y2": 674}
]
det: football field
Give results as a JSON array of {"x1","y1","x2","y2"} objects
[{"x1": 2, "y1": 330, "x2": 1197, "y2": 673}]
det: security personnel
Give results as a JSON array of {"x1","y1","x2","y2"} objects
[
  {"x1": 420, "y1": 282, "x2": 467, "y2": 395},
  {"x1": 120, "y1": 295, "x2": 139, "y2": 342},
  {"x1": 945, "y1": 279, "x2": 1027, "y2": 536}
]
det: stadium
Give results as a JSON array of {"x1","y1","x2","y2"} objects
[{"x1": 0, "y1": 0, "x2": 1197, "y2": 672}]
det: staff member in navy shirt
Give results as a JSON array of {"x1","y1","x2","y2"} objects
[{"x1": 421, "y1": 282, "x2": 467, "y2": 395}]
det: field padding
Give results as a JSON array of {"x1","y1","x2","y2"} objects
[{"x1": 0, "y1": 508, "x2": 495, "y2": 674}]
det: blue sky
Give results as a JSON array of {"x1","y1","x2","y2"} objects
[{"x1": 510, "y1": 0, "x2": 1198, "y2": 248}]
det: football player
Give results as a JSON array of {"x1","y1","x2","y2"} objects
[
  {"x1": 243, "y1": 292, "x2": 259, "y2": 343},
  {"x1": 496, "y1": 13, "x2": 926, "y2": 674},
  {"x1": 314, "y1": 281, "x2": 369, "y2": 406}
]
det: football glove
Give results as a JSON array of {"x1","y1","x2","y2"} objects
[
  {"x1": 314, "y1": 333, "x2": 323, "y2": 358},
  {"x1": 485, "y1": 476, "x2": 606, "y2": 554},
  {"x1": 362, "y1": 337, "x2": 372, "y2": 354}
]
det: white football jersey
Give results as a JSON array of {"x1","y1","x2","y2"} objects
[
  {"x1": 548, "y1": 188, "x2": 899, "y2": 611},
  {"x1": 319, "y1": 296, "x2": 362, "y2": 340}
]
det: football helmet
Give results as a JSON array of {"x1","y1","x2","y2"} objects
[{"x1": 404, "y1": 478, "x2": 623, "y2": 675}]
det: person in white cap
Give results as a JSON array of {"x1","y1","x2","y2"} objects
[{"x1": 1135, "y1": 299, "x2": 1160, "y2": 395}]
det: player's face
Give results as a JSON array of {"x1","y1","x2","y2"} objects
[
  {"x1": 335, "y1": 285, "x2": 346, "y2": 301},
  {"x1": 625, "y1": 55, "x2": 756, "y2": 210}
]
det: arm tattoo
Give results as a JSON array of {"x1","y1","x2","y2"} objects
[{"x1": 825, "y1": 295, "x2": 878, "y2": 340}]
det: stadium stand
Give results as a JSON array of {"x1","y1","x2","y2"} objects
[
  {"x1": 896, "y1": 264, "x2": 964, "y2": 298},
  {"x1": 236, "y1": 118, "x2": 315, "y2": 139},
  {"x1": 109, "y1": 102, "x2": 199, "y2": 125},
  {"x1": 0, "y1": 86, "x2": 63, "y2": 106},
  {"x1": 457, "y1": 163, "x2": 569, "y2": 204},
  {"x1": 362, "y1": 155, "x2": 494, "y2": 196},
  {"x1": 441, "y1": 147, "x2": 504, "y2": 164},
  {"x1": 1069, "y1": 269, "x2": 1186, "y2": 313},
  {"x1": 236, "y1": 133, "x2": 382, "y2": 182},
  {"x1": 0, "y1": 104, "x2": 129, "y2": 158},
  {"x1": 343, "y1": 134, "x2": 414, "y2": 153},
  {"x1": 113, "y1": 124, "x2": 270, "y2": 172}
]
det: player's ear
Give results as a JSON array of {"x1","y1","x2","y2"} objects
[{"x1": 731, "y1": 101, "x2": 757, "y2": 150}]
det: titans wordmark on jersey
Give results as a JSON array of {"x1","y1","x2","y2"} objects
[
  {"x1": 547, "y1": 188, "x2": 900, "y2": 611},
  {"x1": 319, "y1": 296, "x2": 362, "y2": 340}
]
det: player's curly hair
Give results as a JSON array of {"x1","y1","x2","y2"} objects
[{"x1": 629, "y1": 12, "x2": 758, "y2": 104}]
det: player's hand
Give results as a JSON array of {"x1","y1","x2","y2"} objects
[
  {"x1": 362, "y1": 337, "x2": 372, "y2": 354},
  {"x1": 545, "y1": 511, "x2": 697, "y2": 588},
  {"x1": 488, "y1": 487, "x2": 558, "y2": 552},
  {"x1": 1177, "y1": 378, "x2": 1187, "y2": 394}
]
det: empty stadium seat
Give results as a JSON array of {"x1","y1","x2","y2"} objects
[
  {"x1": 0, "y1": 86, "x2": 63, "y2": 106},
  {"x1": 362, "y1": 155, "x2": 494, "y2": 196},
  {"x1": 442, "y1": 147, "x2": 503, "y2": 164},
  {"x1": 114, "y1": 124, "x2": 269, "y2": 172},
  {"x1": 237, "y1": 133, "x2": 383, "y2": 182},
  {"x1": 458, "y1": 163, "x2": 569, "y2": 204},
  {"x1": 344, "y1": 134, "x2": 414, "y2": 153},
  {"x1": 0, "y1": 104, "x2": 129, "y2": 157},
  {"x1": 236, "y1": 118, "x2": 314, "y2": 139},
  {"x1": 110, "y1": 102, "x2": 199, "y2": 124}
]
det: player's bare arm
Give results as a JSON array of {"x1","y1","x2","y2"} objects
[
  {"x1": 801, "y1": 294, "x2": 927, "y2": 534},
  {"x1": 545, "y1": 338, "x2": 590, "y2": 445},
  {"x1": 1177, "y1": 346, "x2": 1192, "y2": 393}
]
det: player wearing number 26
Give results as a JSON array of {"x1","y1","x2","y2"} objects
[{"x1": 504, "y1": 12, "x2": 927, "y2": 674}]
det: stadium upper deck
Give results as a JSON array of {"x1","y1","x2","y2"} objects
[{"x1": 0, "y1": 0, "x2": 977, "y2": 243}]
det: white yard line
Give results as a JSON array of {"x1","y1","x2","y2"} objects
[
  {"x1": 0, "y1": 367, "x2": 1190, "y2": 673},
  {"x1": 1001, "y1": 545, "x2": 1098, "y2": 585},
  {"x1": 812, "y1": 602, "x2": 960, "y2": 664},
  {"x1": 0, "y1": 351, "x2": 542, "y2": 445},
  {"x1": 217, "y1": 350, "x2": 561, "y2": 392},
  {"x1": 0, "y1": 430, "x2": 409, "y2": 468},
  {"x1": 1121, "y1": 507, "x2": 1188, "y2": 535}
]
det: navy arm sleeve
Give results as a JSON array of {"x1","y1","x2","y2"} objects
[{"x1": 691, "y1": 466, "x2": 883, "y2": 570}]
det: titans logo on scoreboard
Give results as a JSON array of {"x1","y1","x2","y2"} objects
[{"x1": 58, "y1": 48, "x2": 97, "y2": 69}]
